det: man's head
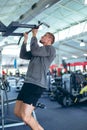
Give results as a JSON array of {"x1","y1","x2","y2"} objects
[{"x1": 40, "y1": 32, "x2": 55, "y2": 45}]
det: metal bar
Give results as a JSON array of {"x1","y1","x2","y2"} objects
[
  {"x1": 0, "y1": 21, "x2": 7, "y2": 32},
  {"x1": 9, "y1": 32, "x2": 24, "y2": 36},
  {"x1": 17, "y1": 22, "x2": 43, "y2": 45},
  {"x1": 32, "y1": 110, "x2": 37, "y2": 120},
  {"x1": 0, "y1": 21, "x2": 49, "y2": 37},
  {"x1": 0, "y1": 50, "x2": 5, "y2": 130},
  {"x1": 1, "y1": 90, "x2": 4, "y2": 130},
  {"x1": 8, "y1": 21, "x2": 37, "y2": 28},
  {"x1": 2, "y1": 21, "x2": 38, "y2": 36},
  {"x1": 0, "y1": 110, "x2": 37, "y2": 128},
  {"x1": 14, "y1": 23, "x2": 37, "y2": 29},
  {"x1": 0, "y1": 122, "x2": 25, "y2": 128}
]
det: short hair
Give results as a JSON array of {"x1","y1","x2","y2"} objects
[{"x1": 46, "y1": 32, "x2": 55, "y2": 44}]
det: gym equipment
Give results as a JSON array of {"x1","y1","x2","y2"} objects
[
  {"x1": 51, "y1": 72, "x2": 87, "y2": 107},
  {"x1": 0, "y1": 21, "x2": 49, "y2": 37},
  {"x1": 17, "y1": 20, "x2": 50, "y2": 45},
  {"x1": 0, "y1": 20, "x2": 50, "y2": 45},
  {"x1": 49, "y1": 76, "x2": 62, "y2": 101}
]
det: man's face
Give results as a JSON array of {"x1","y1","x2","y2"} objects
[{"x1": 40, "y1": 33, "x2": 51, "y2": 45}]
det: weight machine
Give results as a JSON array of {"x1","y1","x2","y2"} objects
[{"x1": 0, "y1": 20, "x2": 48, "y2": 129}]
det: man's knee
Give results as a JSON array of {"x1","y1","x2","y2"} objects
[{"x1": 21, "y1": 113, "x2": 31, "y2": 124}]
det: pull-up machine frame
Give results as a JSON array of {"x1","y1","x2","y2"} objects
[
  {"x1": 0, "y1": 21, "x2": 49, "y2": 36},
  {"x1": 0, "y1": 21, "x2": 49, "y2": 45}
]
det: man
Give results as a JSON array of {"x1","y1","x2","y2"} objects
[{"x1": 14, "y1": 29, "x2": 56, "y2": 130}]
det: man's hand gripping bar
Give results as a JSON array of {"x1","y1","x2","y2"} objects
[{"x1": 18, "y1": 21, "x2": 50, "y2": 45}]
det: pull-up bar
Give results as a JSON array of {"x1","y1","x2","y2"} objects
[
  {"x1": 0, "y1": 21, "x2": 50, "y2": 37},
  {"x1": 0, "y1": 21, "x2": 50, "y2": 45}
]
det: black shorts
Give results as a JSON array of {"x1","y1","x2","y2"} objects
[{"x1": 17, "y1": 83, "x2": 45, "y2": 106}]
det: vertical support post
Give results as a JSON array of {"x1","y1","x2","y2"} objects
[
  {"x1": 1, "y1": 88, "x2": 4, "y2": 130},
  {"x1": 0, "y1": 49, "x2": 5, "y2": 130},
  {"x1": 32, "y1": 110, "x2": 37, "y2": 120}
]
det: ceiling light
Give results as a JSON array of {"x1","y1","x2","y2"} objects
[
  {"x1": 80, "y1": 40, "x2": 85, "y2": 46},
  {"x1": 62, "y1": 57, "x2": 67, "y2": 60},
  {"x1": 84, "y1": 0, "x2": 87, "y2": 4},
  {"x1": 72, "y1": 55, "x2": 78, "y2": 58},
  {"x1": 45, "y1": 4, "x2": 50, "y2": 8},
  {"x1": 0, "y1": 32, "x2": 2, "y2": 35},
  {"x1": 83, "y1": 53, "x2": 87, "y2": 56}
]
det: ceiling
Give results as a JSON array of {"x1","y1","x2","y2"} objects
[{"x1": 0, "y1": 0, "x2": 87, "y2": 66}]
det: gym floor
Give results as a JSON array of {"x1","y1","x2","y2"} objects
[{"x1": 0, "y1": 87, "x2": 87, "y2": 130}]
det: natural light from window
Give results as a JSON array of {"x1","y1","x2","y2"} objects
[{"x1": 54, "y1": 21, "x2": 87, "y2": 42}]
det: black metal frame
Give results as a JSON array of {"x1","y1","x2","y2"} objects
[
  {"x1": 0, "y1": 20, "x2": 49, "y2": 45},
  {"x1": 0, "y1": 21, "x2": 49, "y2": 37}
]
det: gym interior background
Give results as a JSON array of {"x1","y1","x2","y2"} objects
[{"x1": 0, "y1": 0, "x2": 87, "y2": 130}]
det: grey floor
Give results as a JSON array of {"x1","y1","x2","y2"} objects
[{"x1": 0, "y1": 87, "x2": 87, "y2": 130}]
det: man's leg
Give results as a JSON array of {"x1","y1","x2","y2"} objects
[
  {"x1": 20, "y1": 103, "x2": 44, "y2": 130},
  {"x1": 14, "y1": 100, "x2": 23, "y2": 118},
  {"x1": 14, "y1": 101, "x2": 44, "y2": 130}
]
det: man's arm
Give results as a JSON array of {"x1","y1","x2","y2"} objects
[
  {"x1": 20, "y1": 43, "x2": 33, "y2": 60},
  {"x1": 30, "y1": 29, "x2": 56, "y2": 57},
  {"x1": 30, "y1": 37, "x2": 55, "y2": 57},
  {"x1": 20, "y1": 33, "x2": 33, "y2": 60}
]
